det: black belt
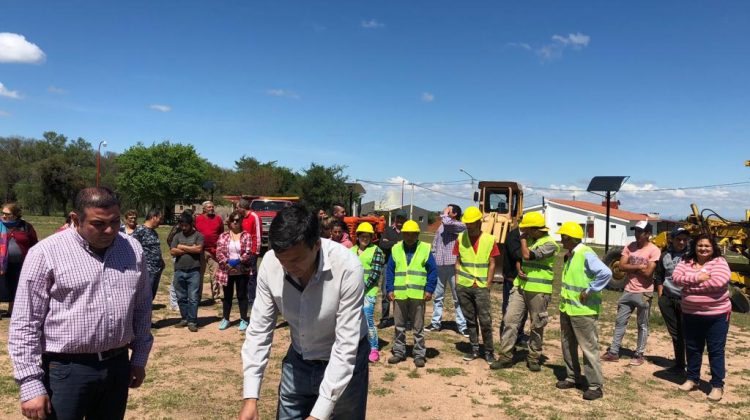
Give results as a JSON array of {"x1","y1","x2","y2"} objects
[{"x1": 45, "y1": 346, "x2": 128, "y2": 363}]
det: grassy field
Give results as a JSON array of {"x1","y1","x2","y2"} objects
[{"x1": 0, "y1": 217, "x2": 749, "y2": 419}]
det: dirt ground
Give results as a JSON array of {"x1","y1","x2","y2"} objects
[{"x1": 2, "y1": 286, "x2": 750, "y2": 420}]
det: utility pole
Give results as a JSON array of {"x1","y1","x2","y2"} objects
[
  {"x1": 409, "y1": 183, "x2": 414, "y2": 220},
  {"x1": 96, "y1": 140, "x2": 107, "y2": 187}
]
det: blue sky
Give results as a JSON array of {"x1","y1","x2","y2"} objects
[{"x1": 1, "y1": 1, "x2": 749, "y2": 218}]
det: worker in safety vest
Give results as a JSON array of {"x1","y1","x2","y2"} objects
[
  {"x1": 492, "y1": 212, "x2": 559, "y2": 371},
  {"x1": 554, "y1": 222, "x2": 611, "y2": 401},
  {"x1": 454, "y1": 206, "x2": 500, "y2": 365},
  {"x1": 352, "y1": 222, "x2": 386, "y2": 363},
  {"x1": 385, "y1": 220, "x2": 437, "y2": 368}
]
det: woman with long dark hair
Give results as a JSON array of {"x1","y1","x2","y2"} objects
[
  {"x1": 672, "y1": 233, "x2": 731, "y2": 402},
  {"x1": 215, "y1": 210, "x2": 254, "y2": 332}
]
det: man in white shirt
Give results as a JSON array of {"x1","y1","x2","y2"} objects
[{"x1": 239, "y1": 205, "x2": 369, "y2": 420}]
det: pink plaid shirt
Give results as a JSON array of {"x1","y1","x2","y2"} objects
[{"x1": 8, "y1": 228, "x2": 153, "y2": 402}]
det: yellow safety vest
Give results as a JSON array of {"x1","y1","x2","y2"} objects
[
  {"x1": 514, "y1": 235, "x2": 559, "y2": 294},
  {"x1": 352, "y1": 245, "x2": 379, "y2": 297},
  {"x1": 456, "y1": 232, "x2": 495, "y2": 288},
  {"x1": 392, "y1": 241, "x2": 431, "y2": 300},
  {"x1": 560, "y1": 245, "x2": 602, "y2": 316}
]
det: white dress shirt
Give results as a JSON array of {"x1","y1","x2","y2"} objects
[{"x1": 242, "y1": 238, "x2": 367, "y2": 419}]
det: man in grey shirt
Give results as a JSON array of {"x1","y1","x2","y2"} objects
[
  {"x1": 239, "y1": 206, "x2": 368, "y2": 420},
  {"x1": 170, "y1": 212, "x2": 204, "y2": 332}
]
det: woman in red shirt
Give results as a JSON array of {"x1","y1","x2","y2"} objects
[{"x1": 1, "y1": 202, "x2": 38, "y2": 315}]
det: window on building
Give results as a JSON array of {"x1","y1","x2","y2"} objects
[{"x1": 418, "y1": 216, "x2": 424, "y2": 222}]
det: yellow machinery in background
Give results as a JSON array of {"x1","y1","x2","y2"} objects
[{"x1": 473, "y1": 181, "x2": 524, "y2": 245}]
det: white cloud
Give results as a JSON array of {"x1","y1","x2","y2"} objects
[
  {"x1": 149, "y1": 104, "x2": 171, "y2": 112},
  {"x1": 0, "y1": 82, "x2": 22, "y2": 99},
  {"x1": 266, "y1": 89, "x2": 300, "y2": 99},
  {"x1": 506, "y1": 42, "x2": 532, "y2": 51},
  {"x1": 421, "y1": 92, "x2": 435, "y2": 102},
  {"x1": 551, "y1": 32, "x2": 591, "y2": 49},
  {"x1": 0, "y1": 110, "x2": 10, "y2": 117},
  {"x1": 509, "y1": 32, "x2": 591, "y2": 62},
  {"x1": 361, "y1": 19, "x2": 385, "y2": 29},
  {"x1": 48, "y1": 86, "x2": 67, "y2": 94},
  {"x1": 0, "y1": 32, "x2": 46, "y2": 64}
]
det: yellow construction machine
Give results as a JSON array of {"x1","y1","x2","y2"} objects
[{"x1": 473, "y1": 181, "x2": 524, "y2": 244}]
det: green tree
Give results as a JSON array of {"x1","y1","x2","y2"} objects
[
  {"x1": 116, "y1": 141, "x2": 209, "y2": 216},
  {"x1": 295, "y1": 163, "x2": 349, "y2": 212}
]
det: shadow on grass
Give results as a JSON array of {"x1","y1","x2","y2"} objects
[
  {"x1": 401, "y1": 345, "x2": 441, "y2": 359},
  {"x1": 377, "y1": 338, "x2": 391, "y2": 348},
  {"x1": 646, "y1": 354, "x2": 674, "y2": 368},
  {"x1": 275, "y1": 321, "x2": 289, "y2": 330},
  {"x1": 152, "y1": 303, "x2": 166, "y2": 310},
  {"x1": 153, "y1": 315, "x2": 221, "y2": 329},
  {"x1": 653, "y1": 368, "x2": 686, "y2": 385}
]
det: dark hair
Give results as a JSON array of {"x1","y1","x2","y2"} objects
[
  {"x1": 226, "y1": 210, "x2": 245, "y2": 226},
  {"x1": 238, "y1": 198, "x2": 251, "y2": 210},
  {"x1": 684, "y1": 233, "x2": 722, "y2": 262},
  {"x1": 74, "y1": 187, "x2": 120, "y2": 221},
  {"x1": 448, "y1": 204, "x2": 462, "y2": 219},
  {"x1": 125, "y1": 209, "x2": 138, "y2": 219},
  {"x1": 178, "y1": 212, "x2": 194, "y2": 225},
  {"x1": 269, "y1": 205, "x2": 319, "y2": 253},
  {"x1": 2, "y1": 202, "x2": 22, "y2": 218},
  {"x1": 146, "y1": 208, "x2": 162, "y2": 220}
]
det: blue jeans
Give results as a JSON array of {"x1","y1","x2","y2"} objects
[
  {"x1": 43, "y1": 352, "x2": 130, "y2": 419},
  {"x1": 173, "y1": 268, "x2": 201, "y2": 324},
  {"x1": 430, "y1": 265, "x2": 467, "y2": 331},
  {"x1": 277, "y1": 339, "x2": 369, "y2": 419},
  {"x1": 363, "y1": 295, "x2": 379, "y2": 350},
  {"x1": 683, "y1": 312, "x2": 729, "y2": 387}
]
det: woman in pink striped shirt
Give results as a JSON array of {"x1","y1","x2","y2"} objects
[{"x1": 672, "y1": 233, "x2": 731, "y2": 402}]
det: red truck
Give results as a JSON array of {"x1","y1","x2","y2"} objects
[{"x1": 249, "y1": 196, "x2": 300, "y2": 249}]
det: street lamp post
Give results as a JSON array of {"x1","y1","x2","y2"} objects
[
  {"x1": 96, "y1": 140, "x2": 107, "y2": 187},
  {"x1": 460, "y1": 168, "x2": 478, "y2": 203}
]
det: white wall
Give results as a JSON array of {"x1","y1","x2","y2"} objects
[{"x1": 532, "y1": 203, "x2": 651, "y2": 247}]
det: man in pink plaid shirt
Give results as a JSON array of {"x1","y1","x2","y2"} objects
[{"x1": 9, "y1": 187, "x2": 153, "y2": 420}]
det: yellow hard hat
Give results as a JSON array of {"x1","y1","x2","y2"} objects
[
  {"x1": 356, "y1": 222, "x2": 374, "y2": 234},
  {"x1": 519, "y1": 211, "x2": 546, "y2": 229},
  {"x1": 556, "y1": 221, "x2": 584, "y2": 240},
  {"x1": 401, "y1": 220, "x2": 420, "y2": 233},
  {"x1": 461, "y1": 206, "x2": 483, "y2": 224}
]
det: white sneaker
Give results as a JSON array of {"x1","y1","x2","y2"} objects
[
  {"x1": 678, "y1": 380, "x2": 698, "y2": 392},
  {"x1": 707, "y1": 387, "x2": 723, "y2": 402}
]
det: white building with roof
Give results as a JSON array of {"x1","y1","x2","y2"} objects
[{"x1": 524, "y1": 199, "x2": 660, "y2": 247}]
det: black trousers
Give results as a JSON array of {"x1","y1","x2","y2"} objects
[
  {"x1": 223, "y1": 274, "x2": 249, "y2": 321},
  {"x1": 43, "y1": 351, "x2": 130, "y2": 420},
  {"x1": 457, "y1": 286, "x2": 494, "y2": 352},
  {"x1": 658, "y1": 294, "x2": 686, "y2": 368}
]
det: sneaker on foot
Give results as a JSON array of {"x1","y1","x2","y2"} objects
[
  {"x1": 368, "y1": 349, "x2": 380, "y2": 363},
  {"x1": 387, "y1": 355, "x2": 404, "y2": 364},
  {"x1": 461, "y1": 329, "x2": 470, "y2": 338},
  {"x1": 218, "y1": 319, "x2": 230, "y2": 330},
  {"x1": 174, "y1": 320, "x2": 189, "y2": 328},
  {"x1": 485, "y1": 352, "x2": 497, "y2": 365},
  {"x1": 556, "y1": 380, "x2": 577, "y2": 390},
  {"x1": 707, "y1": 386, "x2": 723, "y2": 402},
  {"x1": 583, "y1": 388, "x2": 603, "y2": 400},
  {"x1": 187, "y1": 323, "x2": 199, "y2": 332},
  {"x1": 414, "y1": 358, "x2": 426, "y2": 368},
  {"x1": 527, "y1": 359, "x2": 541, "y2": 372},
  {"x1": 238, "y1": 320, "x2": 249, "y2": 332},
  {"x1": 600, "y1": 352, "x2": 619, "y2": 362},
  {"x1": 424, "y1": 324, "x2": 440, "y2": 332},
  {"x1": 463, "y1": 350, "x2": 480, "y2": 361},
  {"x1": 489, "y1": 355, "x2": 513, "y2": 370},
  {"x1": 679, "y1": 380, "x2": 698, "y2": 392}
]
